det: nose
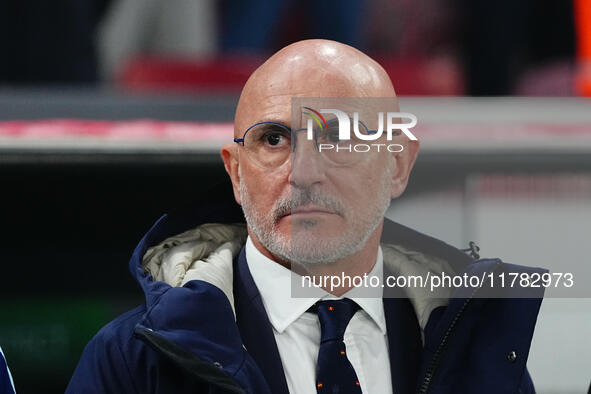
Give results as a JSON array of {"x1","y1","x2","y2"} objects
[{"x1": 288, "y1": 130, "x2": 328, "y2": 188}]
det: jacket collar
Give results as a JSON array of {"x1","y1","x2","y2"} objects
[{"x1": 128, "y1": 190, "x2": 244, "y2": 306}]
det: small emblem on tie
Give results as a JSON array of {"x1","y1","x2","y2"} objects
[{"x1": 313, "y1": 299, "x2": 362, "y2": 393}]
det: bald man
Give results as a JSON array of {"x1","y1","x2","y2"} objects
[{"x1": 67, "y1": 40, "x2": 545, "y2": 394}]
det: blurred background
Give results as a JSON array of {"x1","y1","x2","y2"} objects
[{"x1": 0, "y1": 0, "x2": 590, "y2": 393}]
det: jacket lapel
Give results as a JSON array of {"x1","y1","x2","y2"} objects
[
  {"x1": 383, "y1": 292, "x2": 423, "y2": 394},
  {"x1": 234, "y1": 247, "x2": 290, "y2": 394}
]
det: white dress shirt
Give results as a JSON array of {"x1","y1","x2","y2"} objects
[{"x1": 245, "y1": 236, "x2": 393, "y2": 394}]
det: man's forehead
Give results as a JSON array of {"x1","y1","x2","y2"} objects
[
  {"x1": 234, "y1": 40, "x2": 397, "y2": 134},
  {"x1": 235, "y1": 81, "x2": 379, "y2": 132},
  {"x1": 236, "y1": 98, "x2": 400, "y2": 136},
  {"x1": 235, "y1": 93, "x2": 292, "y2": 131}
]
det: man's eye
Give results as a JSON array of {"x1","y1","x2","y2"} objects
[
  {"x1": 327, "y1": 131, "x2": 341, "y2": 142},
  {"x1": 325, "y1": 126, "x2": 342, "y2": 142},
  {"x1": 263, "y1": 131, "x2": 288, "y2": 146}
]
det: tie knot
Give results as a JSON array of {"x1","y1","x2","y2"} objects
[{"x1": 314, "y1": 299, "x2": 360, "y2": 343}]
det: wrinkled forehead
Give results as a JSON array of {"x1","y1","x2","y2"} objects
[
  {"x1": 290, "y1": 97, "x2": 399, "y2": 129},
  {"x1": 233, "y1": 55, "x2": 397, "y2": 134},
  {"x1": 236, "y1": 95, "x2": 400, "y2": 134}
]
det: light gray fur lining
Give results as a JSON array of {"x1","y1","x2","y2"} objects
[{"x1": 143, "y1": 223, "x2": 454, "y2": 330}]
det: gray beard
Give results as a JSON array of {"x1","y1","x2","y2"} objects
[{"x1": 238, "y1": 167, "x2": 392, "y2": 265}]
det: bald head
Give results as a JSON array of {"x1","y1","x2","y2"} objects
[{"x1": 234, "y1": 39, "x2": 397, "y2": 137}]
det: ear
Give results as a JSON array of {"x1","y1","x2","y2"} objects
[
  {"x1": 221, "y1": 143, "x2": 242, "y2": 205},
  {"x1": 390, "y1": 139, "x2": 420, "y2": 198}
]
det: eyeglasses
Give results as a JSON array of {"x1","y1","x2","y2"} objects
[{"x1": 234, "y1": 117, "x2": 395, "y2": 169}]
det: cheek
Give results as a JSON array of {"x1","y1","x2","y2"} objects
[
  {"x1": 242, "y1": 162, "x2": 288, "y2": 208},
  {"x1": 333, "y1": 159, "x2": 389, "y2": 209}
]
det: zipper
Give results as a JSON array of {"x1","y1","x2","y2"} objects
[
  {"x1": 417, "y1": 297, "x2": 472, "y2": 394},
  {"x1": 417, "y1": 260, "x2": 501, "y2": 394}
]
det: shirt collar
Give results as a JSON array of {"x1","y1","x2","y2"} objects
[{"x1": 245, "y1": 236, "x2": 387, "y2": 335}]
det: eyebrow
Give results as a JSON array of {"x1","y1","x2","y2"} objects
[
  {"x1": 258, "y1": 124, "x2": 293, "y2": 136},
  {"x1": 260, "y1": 121, "x2": 290, "y2": 128},
  {"x1": 244, "y1": 121, "x2": 289, "y2": 132}
]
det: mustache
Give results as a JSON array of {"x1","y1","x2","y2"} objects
[{"x1": 272, "y1": 188, "x2": 345, "y2": 221}]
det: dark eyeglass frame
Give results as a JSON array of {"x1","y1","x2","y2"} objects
[
  {"x1": 233, "y1": 121, "x2": 298, "y2": 145},
  {"x1": 233, "y1": 119, "x2": 387, "y2": 148}
]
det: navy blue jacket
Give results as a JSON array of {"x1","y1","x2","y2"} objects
[
  {"x1": 0, "y1": 346, "x2": 16, "y2": 394},
  {"x1": 67, "y1": 204, "x2": 545, "y2": 394}
]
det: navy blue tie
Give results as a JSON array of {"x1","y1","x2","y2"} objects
[{"x1": 312, "y1": 299, "x2": 362, "y2": 393}]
